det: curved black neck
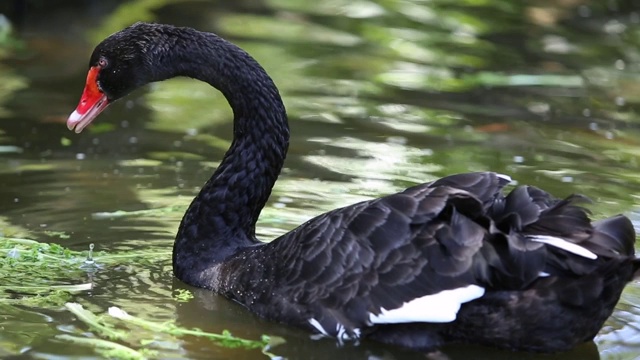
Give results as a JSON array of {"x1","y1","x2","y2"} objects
[{"x1": 152, "y1": 27, "x2": 289, "y2": 279}]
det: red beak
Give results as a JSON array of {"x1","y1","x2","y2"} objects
[{"x1": 67, "y1": 66, "x2": 110, "y2": 133}]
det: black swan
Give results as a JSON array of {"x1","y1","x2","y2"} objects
[{"x1": 67, "y1": 22, "x2": 639, "y2": 353}]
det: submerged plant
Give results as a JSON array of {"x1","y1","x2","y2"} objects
[
  {"x1": 0, "y1": 237, "x2": 171, "y2": 305},
  {"x1": 0, "y1": 237, "x2": 282, "y2": 358},
  {"x1": 173, "y1": 288, "x2": 194, "y2": 302},
  {"x1": 62, "y1": 302, "x2": 281, "y2": 359}
]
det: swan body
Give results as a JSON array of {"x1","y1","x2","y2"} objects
[{"x1": 67, "y1": 22, "x2": 640, "y2": 353}]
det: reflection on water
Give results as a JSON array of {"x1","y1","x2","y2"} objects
[{"x1": 0, "y1": 0, "x2": 639, "y2": 359}]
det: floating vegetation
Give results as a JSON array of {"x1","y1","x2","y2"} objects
[
  {"x1": 43, "y1": 230, "x2": 71, "y2": 239},
  {"x1": 0, "y1": 237, "x2": 171, "y2": 306},
  {"x1": 57, "y1": 334, "x2": 151, "y2": 360},
  {"x1": 173, "y1": 288, "x2": 194, "y2": 302},
  {"x1": 59, "y1": 302, "x2": 282, "y2": 359},
  {"x1": 65, "y1": 302, "x2": 129, "y2": 341},
  {"x1": 1, "y1": 238, "x2": 281, "y2": 358}
]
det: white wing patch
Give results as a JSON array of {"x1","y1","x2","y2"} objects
[
  {"x1": 308, "y1": 318, "x2": 360, "y2": 343},
  {"x1": 336, "y1": 323, "x2": 359, "y2": 342},
  {"x1": 497, "y1": 173, "x2": 512, "y2": 183},
  {"x1": 308, "y1": 318, "x2": 329, "y2": 337},
  {"x1": 528, "y1": 235, "x2": 597, "y2": 260},
  {"x1": 368, "y1": 285, "x2": 485, "y2": 324}
]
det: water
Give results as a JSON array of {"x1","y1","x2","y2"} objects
[{"x1": 1, "y1": 0, "x2": 639, "y2": 359}]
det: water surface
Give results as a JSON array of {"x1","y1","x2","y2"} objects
[{"x1": 0, "y1": 0, "x2": 639, "y2": 359}]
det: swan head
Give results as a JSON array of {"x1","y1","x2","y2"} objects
[{"x1": 67, "y1": 22, "x2": 159, "y2": 133}]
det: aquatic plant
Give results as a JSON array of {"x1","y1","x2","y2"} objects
[{"x1": 0, "y1": 237, "x2": 281, "y2": 358}]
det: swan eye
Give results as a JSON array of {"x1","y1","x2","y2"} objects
[{"x1": 98, "y1": 58, "x2": 108, "y2": 68}]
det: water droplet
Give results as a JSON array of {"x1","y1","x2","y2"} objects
[
  {"x1": 615, "y1": 59, "x2": 625, "y2": 70},
  {"x1": 13, "y1": 198, "x2": 19, "y2": 203},
  {"x1": 121, "y1": 120, "x2": 129, "y2": 128},
  {"x1": 615, "y1": 96, "x2": 625, "y2": 106},
  {"x1": 186, "y1": 128, "x2": 198, "y2": 136},
  {"x1": 129, "y1": 136, "x2": 138, "y2": 144},
  {"x1": 589, "y1": 122, "x2": 598, "y2": 131},
  {"x1": 76, "y1": 153, "x2": 86, "y2": 160},
  {"x1": 173, "y1": 140, "x2": 182, "y2": 148},
  {"x1": 513, "y1": 156, "x2": 524, "y2": 163},
  {"x1": 605, "y1": 131, "x2": 614, "y2": 139},
  {"x1": 85, "y1": 243, "x2": 95, "y2": 265},
  {"x1": 92, "y1": 138, "x2": 100, "y2": 145},
  {"x1": 582, "y1": 108, "x2": 591, "y2": 117},
  {"x1": 561, "y1": 176, "x2": 574, "y2": 183}
]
